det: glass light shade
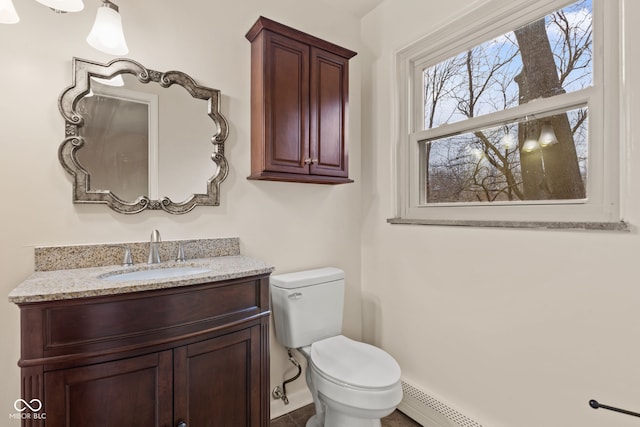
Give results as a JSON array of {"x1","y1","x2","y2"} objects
[
  {"x1": 0, "y1": 0, "x2": 19, "y2": 24},
  {"x1": 91, "y1": 74, "x2": 125, "y2": 87},
  {"x1": 501, "y1": 133, "x2": 516, "y2": 150},
  {"x1": 539, "y1": 123, "x2": 558, "y2": 147},
  {"x1": 470, "y1": 148, "x2": 483, "y2": 160},
  {"x1": 35, "y1": 0, "x2": 84, "y2": 12},
  {"x1": 522, "y1": 137, "x2": 540, "y2": 152},
  {"x1": 86, "y1": 5, "x2": 129, "y2": 55}
]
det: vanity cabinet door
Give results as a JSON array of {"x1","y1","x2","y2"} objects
[
  {"x1": 173, "y1": 325, "x2": 263, "y2": 426},
  {"x1": 44, "y1": 351, "x2": 173, "y2": 427}
]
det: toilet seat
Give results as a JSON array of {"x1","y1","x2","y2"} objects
[
  {"x1": 300, "y1": 335, "x2": 403, "y2": 413},
  {"x1": 310, "y1": 335, "x2": 401, "y2": 389}
]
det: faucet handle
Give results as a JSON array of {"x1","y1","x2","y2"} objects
[
  {"x1": 109, "y1": 245, "x2": 134, "y2": 266},
  {"x1": 122, "y1": 246, "x2": 133, "y2": 266},
  {"x1": 175, "y1": 242, "x2": 186, "y2": 263}
]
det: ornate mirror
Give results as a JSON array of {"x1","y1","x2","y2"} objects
[{"x1": 58, "y1": 57, "x2": 229, "y2": 214}]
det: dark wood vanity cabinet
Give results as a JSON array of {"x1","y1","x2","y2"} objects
[
  {"x1": 246, "y1": 17, "x2": 357, "y2": 184},
  {"x1": 17, "y1": 275, "x2": 271, "y2": 427}
]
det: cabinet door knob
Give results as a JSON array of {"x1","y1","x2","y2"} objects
[
  {"x1": 303, "y1": 157, "x2": 312, "y2": 165},
  {"x1": 177, "y1": 421, "x2": 187, "y2": 427},
  {"x1": 311, "y1": 158, "x2": 318, "y2": 164}
]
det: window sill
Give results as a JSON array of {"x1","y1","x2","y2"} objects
[{"x1": 387, "y1": 217, "x2": 630, "y2": 232}]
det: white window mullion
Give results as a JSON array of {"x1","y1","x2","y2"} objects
[{"x1": 411, "y1": 88, "x2": 593, "y2": 143}]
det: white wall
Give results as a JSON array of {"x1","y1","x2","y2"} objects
[
  {"x1": 0, "y1": 0, "x2": 363, "y2": 418},
  {"x1": 361, "y1": 1, "x2": 640, "y2": 426}
]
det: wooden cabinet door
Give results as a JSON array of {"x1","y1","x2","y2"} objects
[
  {"x1": 174, "y1": 326, "x2": 263, "y2": 427},
  {"x1": 310, "y1": 47, "x2": 350, "y2": 178},
  {"x1": 263, "y1": 32, "x2": 310, "y2": 175},
  {"x1": 44, "y1": 351, "x2": 173, "y2": 427}
]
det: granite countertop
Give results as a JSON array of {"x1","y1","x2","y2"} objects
[{"x1": 8, "y1": 255, "x2": 274, "y2": 304}]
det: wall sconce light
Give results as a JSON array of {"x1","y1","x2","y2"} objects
[
  {"x1": 522, "y1": 136, "x2": 540, "y2": 153},
  {"x1": 86, "y1": 0, "x2": 128, "y2": 55},
  {"x1": 0, "y1": 0, "x2": 19, "y2": 24},
  {"x1": 501, "y1": 133, "x2": 516, "y2": 150},
  {"x1": 2, "y1": 0, "x2": 85, "y2": 24},
  {"x1": 3, "y1": 0, "x2": 129, "y2": 56},
  {"x1": 538, "y1": 123, "x2": 558, "y2": 147},
  {"x1": 35, "y1": 0, "x2": 84, "y2": 13},
  {"x1": 86, "y1": 72, "x2": 125, "y2": 98},
  {"x1": 91, "y1": 74, "x2": 125, "y2": 87},
  {"x1": 521, "y1": 120, "x2": 559, "y2": 152}
]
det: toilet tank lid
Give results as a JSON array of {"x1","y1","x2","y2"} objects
[{"x1": 270, "y1": 267, "x2": 344, "y2": 289}]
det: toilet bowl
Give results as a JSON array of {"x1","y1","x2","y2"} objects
[
  {"x1": 301, "y1": 335, "x2": 403, "y2": 427},
  {"x1": 270, "y1": 267, "x2": 403, "y2": 427}
]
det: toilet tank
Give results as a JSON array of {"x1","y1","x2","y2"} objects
[{"x1": 270, "y1": 267, "x2": 344, "y2": 349}]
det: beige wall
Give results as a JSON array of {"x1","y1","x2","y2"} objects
[
  {"x1": 5, "y1": 0, "x2": 639, "y2": 425},
  {"x1": 0, "y1": 0, "x2": 363, "y2": 418},
  {"x1": 361, "y1": 1, "x2": 640, "y2": 426}
]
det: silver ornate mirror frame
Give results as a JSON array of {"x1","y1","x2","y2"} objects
[{"x1": 58, "y1": 57, "x2": 229, "y2": 214}]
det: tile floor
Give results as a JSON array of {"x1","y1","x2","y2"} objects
[{"x1": 270, "y1": 404, "x2": 422, "y2": 426}]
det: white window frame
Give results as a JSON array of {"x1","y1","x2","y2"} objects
[{"x1": 391, "y1": 0, "x2": 627, "y2": 229}]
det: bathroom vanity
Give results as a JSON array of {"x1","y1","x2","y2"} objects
[{"x1": 9, "y1": 239, "x2": 273, "y2": 427}]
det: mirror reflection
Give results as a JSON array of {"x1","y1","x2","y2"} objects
[
  {"x1": 77, "y1": 82, "x2": 152, "y2": 201},
  {"x1": 59, "y1": 57, "x2": 229, "y2": 214}
]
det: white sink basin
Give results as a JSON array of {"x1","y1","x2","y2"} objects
[{"x1": 101, "y1": 266, "x2": 212, "y2": 282}]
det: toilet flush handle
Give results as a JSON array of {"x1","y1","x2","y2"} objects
[{"x1": 288, "y1": 292, "x2": 303, "y2": 300}]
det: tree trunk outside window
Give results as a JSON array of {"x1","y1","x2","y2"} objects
[{"x1": 514, "y1": 19, "x2": 586, "y2": 200}]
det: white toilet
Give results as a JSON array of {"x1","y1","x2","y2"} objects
[{"x1": 270, "y1": 267, "x2": 403, "y2": 427}]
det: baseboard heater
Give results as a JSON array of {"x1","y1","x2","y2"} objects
[{"x1": 398, "y1": 380, "x2": 484, "y2": 427}]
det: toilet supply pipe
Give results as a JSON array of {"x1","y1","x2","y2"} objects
[{"x1": 272, "y1": 348, "x2": 302, "y2": 405}]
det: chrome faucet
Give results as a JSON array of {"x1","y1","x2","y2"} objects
[{"x1": 148, "y1": 229, "x2": 162, "y2": 264}]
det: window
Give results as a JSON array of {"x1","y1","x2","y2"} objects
[{"x1": 393, "y1": 0, "x2": 625, "y2": 229}]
